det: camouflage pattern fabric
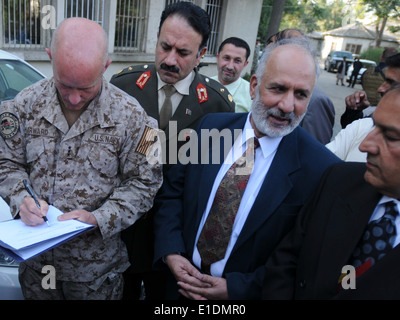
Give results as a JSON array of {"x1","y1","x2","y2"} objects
[{"x1": 0, "y1": 78, "x2": 162, "y2": 287}]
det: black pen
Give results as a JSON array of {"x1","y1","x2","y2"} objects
[{"x1": 23, "y1": 179, "x2": 50, "y2": 227}]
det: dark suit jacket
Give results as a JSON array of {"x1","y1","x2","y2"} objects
[
  {"x1": 263, "y1": 162, "x2": 400, "y2": 300},
  {"x1": 153, "y1": 113, "x2": 341, "y2": 299},
  {"x1": 300, "y1": 87, "x2": 335, "y2": 144},
  {"x1": 110, "y1": 65, "x2": 235, "y2": 274}
]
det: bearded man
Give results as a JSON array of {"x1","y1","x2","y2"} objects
[{"x1": 152, "y1": 36, "x2": 341, "y2": 300}]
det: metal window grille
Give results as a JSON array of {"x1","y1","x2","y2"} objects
[
  {"x1": 114, "y1": 0, "x2": 148, "y2": 53},
  {"x1": 165, "y1": 0, "x2": 194, "y2": 5},
  {"x1": 64, "y1": 0, "x2": 105, "y2": 26},
  {"x1": 205, "y1": 0, "x2": 222, "y2": 55},
  {"x1": 2, "y1": 0, "x2": 45, "y2": 49},
  {"x1": 163, "y1": 0, "x2": 222, "y2": 55}
]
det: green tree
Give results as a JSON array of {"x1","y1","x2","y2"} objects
[
  {"x1": 362, "y1": 0, "x2": 400, "y2": 47},
  {"x1": 257, "y1": 0, "x2": 349, "y2": 44}
]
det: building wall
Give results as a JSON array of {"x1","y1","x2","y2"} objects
[
  {"x1": 4, "y1": 0, "x2": 263, "y2": 81},
  {"x1": 322, "y1": 35, "x2": 399, "y2": 61},
  {"x1": 216, "y1": 0, "x2": 263, "y2": 78}
]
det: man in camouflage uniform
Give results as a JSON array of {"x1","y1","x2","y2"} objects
[
  {"x1": 0, "y1": 18, "x2": 162, "y2": 299},
  {"x1": 110, "y1": 2, "x2": 235, "y2": 299}
]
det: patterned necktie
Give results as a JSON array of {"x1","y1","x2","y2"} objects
[
  {"x1": 197, "y1": 137, "x2": 260, "y2": 273},
  {"x1": 351, "y1": 201, "x2": 398, "y2": 268},
  {"x1": 159, "y1": 84, "x2": 176, "y2": 130}
]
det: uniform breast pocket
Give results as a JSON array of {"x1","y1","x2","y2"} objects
[
  {"x1": 26, "y1": 137, "x2": 45, "y2": 166},
  {"x1": 86, "y1": 143, "x2": 119, "y2": 179}
]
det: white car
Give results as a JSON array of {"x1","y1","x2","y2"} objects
[
  {"x1": 0, "y1": 49, "x2": 45, "y2": 300},
  {"x1": 346, "y1": 59, "x2": 377, "y2": 85}
]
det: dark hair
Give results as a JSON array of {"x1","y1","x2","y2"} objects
[
  {"x1": 382, "y1": 47, "x2": 398, "y2": 60},
  {"x1": 159, "y1": 1, "x2": 211, "y2": 50},
  {"x1": 386, "y1": 52, "x2": 400, "y2": 69},
  {"x1": 218, "y1": 37, "x2": 251, "y2": 61}
]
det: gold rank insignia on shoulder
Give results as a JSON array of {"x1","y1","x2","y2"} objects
[
  {"x1": 136, "y1": 71, "x2": 151, "y2": 89},
  {"x1": 0, "y1": 112, "x2": 19, "y2": 139},
  {"x1": 136, "y1": 125, "x2": 160, "y2": 156},
  {"x1": 228, "y1": 94, "x2": 233, "y2": 102}
]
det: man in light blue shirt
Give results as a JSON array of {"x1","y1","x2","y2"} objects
[{"x1": 212, "y1": 37, "x2": 253, "y2": 113}]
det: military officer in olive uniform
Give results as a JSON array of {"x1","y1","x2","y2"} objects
[
  {"x1": 0, "y1": 18, "x2": 162, "y2": 300},
  {"x1": 110, "y1": 2, "x2": 235, "y2": 299}
]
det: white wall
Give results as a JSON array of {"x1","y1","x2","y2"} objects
[{"x1": 216, "y1": 0, "x2": 263, "y2": 77}]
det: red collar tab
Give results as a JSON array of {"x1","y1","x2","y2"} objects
[
  {"x1": 136, "y1": 71, "x2": 151, "y2": 89},
  {"x1": 196, "y1": 83, "x2": 209, "y2": 104}
]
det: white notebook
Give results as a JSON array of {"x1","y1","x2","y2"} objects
[{"x1": 0, "y1": 205, "x2": 95, "y2": 261}]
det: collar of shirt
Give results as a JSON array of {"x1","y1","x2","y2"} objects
[
  {"x1": 241, "y1": 112, "x2": 282, "y2": 160},
  {"x1": 371, "y1": 195, "x2": 400, "y2": 247},
  {"x1": 374, "y1": 196, "x2": 400, "y2": 219},
  {"x1": 156, "y1": 71, "x2": 194, "y2": 115},
  {"x1": 211, "y1": 75, "x2": 242, "y2": 96},
  {"x1": 157, "y1": 71, "x2": 194, "y2": 95}
]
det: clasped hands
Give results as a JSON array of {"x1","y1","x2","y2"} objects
[
  {"x1": 19, "y1": 197, "x2": 98, "y2": 226},
  {"x1": 165, "y1": 254, "x2": 228, "y2": 300}
]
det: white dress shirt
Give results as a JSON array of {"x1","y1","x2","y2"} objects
[{"x1": 192, "y1": 113, "x2": 282, "y2": 276}]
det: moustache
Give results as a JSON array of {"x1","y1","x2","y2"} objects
[
  {"x1": 265, "y1": 107, "x2": 295, "y2": 123},
  {"x1": 160, "y1": 63, "x2": 180, "y2": 74}
]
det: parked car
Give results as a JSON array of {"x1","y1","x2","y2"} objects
[
  {"x1": 324, "y1": 50, "x2": 354, "y2": 72},
  {"x1": 0, "y1": 49, "x2": 45, "y2": 300},
  {"x1": 0, "y1": 50, "x2": 45, "y2": 102},
  {"x1": 0, "y1": 198, "x2": 23, "y2": 300},
  {"x1": 346, "y1": 59, "x2": 377, "y2": 84}
]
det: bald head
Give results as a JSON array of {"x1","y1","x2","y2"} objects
[
  {"x1": 49, "y1": 18, "x2": 109, "y2": 69},
  {"x1": 47, "y1": 18, "x2": 112, "y2": 118}
]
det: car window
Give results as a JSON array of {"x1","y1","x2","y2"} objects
[
  {"x1": 333, "y1": 51, "x2": 353, "y2": 59},
  {"x1": 0, "y1": 60, "x2": 44, "y2": 101}
]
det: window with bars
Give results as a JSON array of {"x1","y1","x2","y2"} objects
[
  {"x1": 2, "y1": 0, "x2": 45, "y2": 49},
  {"x1": 114, "y1": 0, "x2": 148, "y2": 53},
  {"x1": 1, "y1": 0, "x2": 222, "y2": 55},
  {"x1": 64, "y1": 0, "x2": 105, "y2": 25},
  {"x1": 164, "y1": 0, "x2": 223, "y2": 55},
  {"x1": 205, "y1": 0, "x2": 222, "y2": 55}
]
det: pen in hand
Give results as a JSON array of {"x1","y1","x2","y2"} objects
[{"x1": 23, "y1": 179, "x2": 50, "y2": 227}]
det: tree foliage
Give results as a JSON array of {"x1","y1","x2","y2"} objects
[
  {"x1": 258, "y1": 0, "x2": 349, "y2": 43},
  {"x1": 258, "y1": 0, "x2": 399, "y2": 48},
  {"x1": 362, "y1": 0, "x2": 400, "y2": 47}
]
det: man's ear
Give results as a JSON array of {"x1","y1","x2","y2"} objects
[
  {"x1": 104, "y1": 58, "x2": 112, "y2": 72},
  {"x1": 45, "y1": 48, "x2": 52, "y2": 61},
  {"x1": 249, "y1": 74, "x2": 258, "y2": 100}
]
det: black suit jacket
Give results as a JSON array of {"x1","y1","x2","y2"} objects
[
  {"x1": 153, "y1": 113, "x2": 341, "y2": 299},
  {"x1": 263, "y1": 162, "x2": 400, "y2": 299}
]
